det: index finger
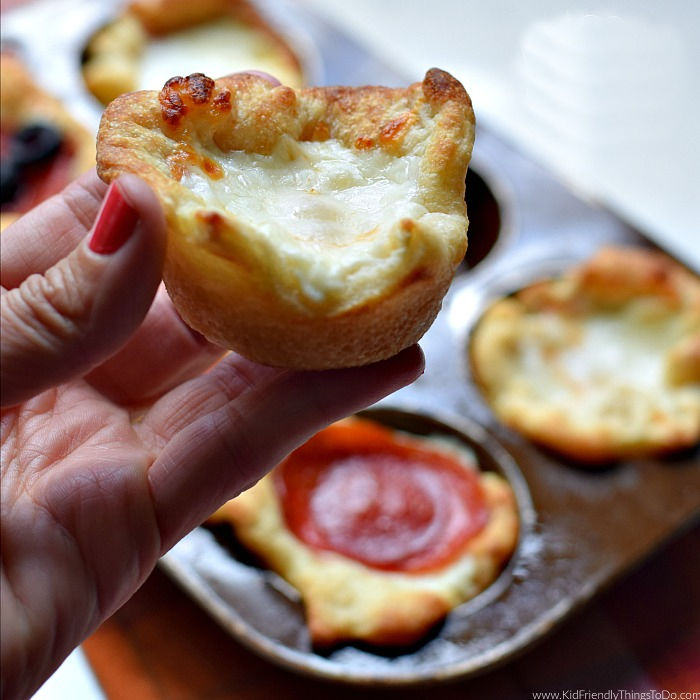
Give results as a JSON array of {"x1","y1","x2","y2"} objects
[{"x1": 0, "y1": 169, "x2": 106, "y2": 290}]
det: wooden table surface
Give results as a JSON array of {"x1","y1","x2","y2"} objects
[{"x1": 82, "y1": 524, "x2": 699, "y2": 699}]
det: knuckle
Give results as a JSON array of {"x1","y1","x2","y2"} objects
[
  {"x1": 5, "y1": 258, "x2": 96, "y2": 350},
  {"x1": 61, "y1": 178, "x2": 104, "y2": 234}
]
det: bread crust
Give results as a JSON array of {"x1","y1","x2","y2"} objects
[
  {"x1": 1, "y1": 52, "x2": 95, "y2": 229},
  {"x1": 209, "y1": 419, "x2": 518, "y2": 648},
  {"x1": 81, "y1": 0, "x2": 305, "y2": 106},
  {"x1": 97, "y1": 69, "x2": 474, "y2": 368},
  {"x1": 471, "y1": 247, "x2": 700, "y2": 462}
]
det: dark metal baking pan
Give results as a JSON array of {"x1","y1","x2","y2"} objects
[{"x1": 160, "y1": 3, "x2": 698, "y2": 686}]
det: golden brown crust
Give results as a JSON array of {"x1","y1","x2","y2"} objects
[
  {"x1": 1, "y1": 52, "x2": 95, "y2": 230},
  {"x1": 471, "y1": 246, "x2": 700, "y2": 462},
  {"x1": 97, "y1": 69, "x2": 474, "y2": 368},
  {"x1": 81, "y1": 0, "x2": 304, "y2": 106},
  {"x1": 208, "y1": 421, "x2": 518, "y2": 647},
  {"x1": 128, "y1": 0, "x2": 235, "y2": 34}
]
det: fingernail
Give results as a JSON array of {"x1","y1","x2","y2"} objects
[{"x1": 89, "y1": 182, "x2": 139, "y2": 254}]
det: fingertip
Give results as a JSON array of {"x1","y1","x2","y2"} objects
[
  {"x1": 385, "y1": 343, "x2": 425, "y2": 384},
  {"x1": 222, "y1": 70, "x2": 281, "y2": 86},
  {"x1": 338, "y1": 344, "x2": 425, "y2": 401}
]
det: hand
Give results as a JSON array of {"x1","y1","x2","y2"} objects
[{"x1": 0, "y1": 170, "x2": 424, "y2": 699}]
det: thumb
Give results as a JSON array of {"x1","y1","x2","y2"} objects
[{"x1": 1, "y1": 176, "x2": 166, "y2": 408}]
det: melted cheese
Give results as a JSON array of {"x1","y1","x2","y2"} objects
[
  {"x1": 487, "y1": 307, "x2": 700, "y2": 443},
  {"x1": 179, "y1": 137, "x2": 451, "y2": 308},
  {"x1": 139, "y1": 18, "x2": 302, "y2": 92},
  {"x1": 183, "y1": 138, "x2": 425, "y2": 244}
]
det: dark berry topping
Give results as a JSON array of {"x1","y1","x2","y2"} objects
[
  {"x1": 11, "y1": 124, "x2": 63, "y2": 167},
  {"x1": 1, "y1": 159, "x2": 20, "y2": 205}
]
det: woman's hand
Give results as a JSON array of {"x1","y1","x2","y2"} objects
[{"x1": 0, "y1": 170, "x2": 423, "y2": 699}]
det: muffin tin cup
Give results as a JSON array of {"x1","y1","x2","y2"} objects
[
  {"x1": 161, "y1": 406, "x2": 536, "y2": 686},
  {"x1": 459, "y1": 161, "x2": 515, "y2": 272}
]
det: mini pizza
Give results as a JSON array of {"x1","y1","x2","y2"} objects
[
  {"x1": 96, "y1": 69, "x2": 474, "y2": 368},
  {"x1": 208, "y1": 416, "x2": 519, "y2": 648},
  {"x1": 1, "y1": 52, "x2": 95, "y2": 230},
  {"x1": 81, "y1": 0, "x2": 305, "y2": 106},
  {"x1": 470, "y1": 246, "x2": 700, "y2": 463}
]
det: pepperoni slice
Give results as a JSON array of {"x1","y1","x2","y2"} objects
[{"x1": 274, "y1": 419, "x2": 489, "y2": 573}]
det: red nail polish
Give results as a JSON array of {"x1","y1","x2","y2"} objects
[{"x1": 88, "y1": 182, "x2": 139, "y2": 254}]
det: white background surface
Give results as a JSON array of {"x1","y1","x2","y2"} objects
[
  {"x1": 33, "y1": 649, "x2": 104, "y2": 700},
  {"x1": 301, "y1": 0, "x2": 700, "y2": 270}
]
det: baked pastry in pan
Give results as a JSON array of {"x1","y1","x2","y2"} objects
[
  {"x1": 208, "y1": 416, "x2": 519, "y2": 647},
  {"x1": 470, "y1": 246, "x2": 700, "y2": 463},
  {"x1": 82, "y1": 0, "x2": 306, "y2": 106},
  {"x1": 96, "y1": 69, "x2": 474, "y2": 368},
  {"x1": 1, "y1": 52, "x2": 95, "y2": 229}
]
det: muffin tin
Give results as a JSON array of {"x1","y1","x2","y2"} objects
[
  {"x1": 159, "y1": 8, "x2": 698, "y2": 685},
  {"x1": 3, "y1": 0, "x2": 698, "y2": 687}
]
